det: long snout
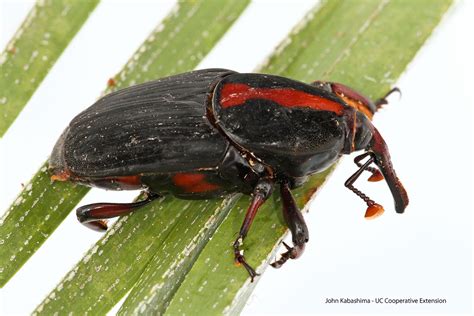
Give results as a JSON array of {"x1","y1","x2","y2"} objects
[{"x1": 369, "y1": 127, "x2": 409, "y2": 213}]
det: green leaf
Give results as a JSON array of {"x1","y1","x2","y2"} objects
[
  {"x1": 0, "y1": 0, "x2": 250, "y2": 289},
  {"x1": 0, "y1": 163, "x2": 89, "y2": 285},
  {"x1": 0, "y1": 0, "x2": 100, "y2": 137}
]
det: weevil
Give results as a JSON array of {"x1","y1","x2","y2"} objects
[{"x1": 50, "y1": 69, "x2": 408, "y2": 280}]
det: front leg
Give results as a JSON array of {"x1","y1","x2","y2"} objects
[
  {"x1": 233, "y1": 177, "x2": 274, "y2": 281},
  {"x1": 271, "y1": 181, "x2": 309, "y2": 268}
]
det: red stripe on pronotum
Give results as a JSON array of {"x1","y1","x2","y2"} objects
[{"x1": 219, "y1": 83, "x2": 345, "y2": 115}]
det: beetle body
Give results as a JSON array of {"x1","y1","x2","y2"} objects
[
  {"x1": 51, "y1": 69, "x2": 349, "y2": 195},
  {"x1": 50, "y1": 68, "x2": 408, "y2": 280}
]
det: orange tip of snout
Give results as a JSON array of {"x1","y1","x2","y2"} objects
[{"x1": 365, "y1": 204, "x2": 384, "y2": 220}]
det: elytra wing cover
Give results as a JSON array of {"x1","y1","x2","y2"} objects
[{"x1": 58, "y1": 69, "x2": 234, "y2": 177}]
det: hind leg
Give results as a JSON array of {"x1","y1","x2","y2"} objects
[{"x1": 76, "y1": 192, "x2": 160, "y2": 232}]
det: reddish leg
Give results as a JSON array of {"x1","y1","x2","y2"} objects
[
  {"x1": 76, "y1": 192, "x2": 160, "y2": 232},
  {"x1": 345, "y1": 154, "x2": 384, "y2": 219},
  {"x1": 233, "y1": 178, "x2": 274, "y2": 282},
  {"x1": 271, "y1": 181, "x2": 309, "y2": 268}
]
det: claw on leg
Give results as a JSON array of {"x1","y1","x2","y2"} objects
[
  {"x1": 233, "y1": 238, "x2": 259, "y2": 281},
  {"x1": 271, "y1": 242, "x2": 305, "y2": 269},
  {"x1": 270, "y1": 181, "x2": 309, "y2": 269},
  {"x1": 233, "y1": 177, "x2": 274, "y2": 282},
  {"x1": 374, "y1": 87, "x2": 401, "y2": 109}
]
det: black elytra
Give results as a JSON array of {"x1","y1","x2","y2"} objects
[{"x1": 49, "y1": 69, "x2": 409, "y2": 281}]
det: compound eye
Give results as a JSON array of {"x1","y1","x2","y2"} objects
[{"x1": 353, "y1": 112, "x2": 373, "y2": 151}]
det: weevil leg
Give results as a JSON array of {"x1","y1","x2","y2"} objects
[
  {"x1": 270, "y1": 181, "x2": 309, "y2": 269},
  {"x1": 345, "y1": 156, "x2": 384, "y2": 219},
  {"x1": 354, "y1": 152, "x2": 383, "y2": 182},
  {"x1": 76, "y1": 192, "x2": 160, "y2": 232},
  {"x1": 233, "y1": 177, "x2": 274, "y2": 282},
  {"x1": 374, "y1": 87, "x2": 401, "y2": 109}
]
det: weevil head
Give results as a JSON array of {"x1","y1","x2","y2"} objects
[
  {"x1": 343, "y1": 109, "x2": 409, "y2": 214},
  {"x1": 312, "y1": 80, "x2": 408, "y2": 213},
  {"x1": 366, "y1": 126, "x2": 409, "y2": 213}
]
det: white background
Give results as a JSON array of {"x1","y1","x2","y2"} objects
[{"x1": 0, "y1": 0, "x2": 472, "y2": 315}]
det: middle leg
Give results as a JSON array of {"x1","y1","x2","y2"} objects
[{"x1": 271, "y1": 181, "x2": 309, "y2": 268}]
